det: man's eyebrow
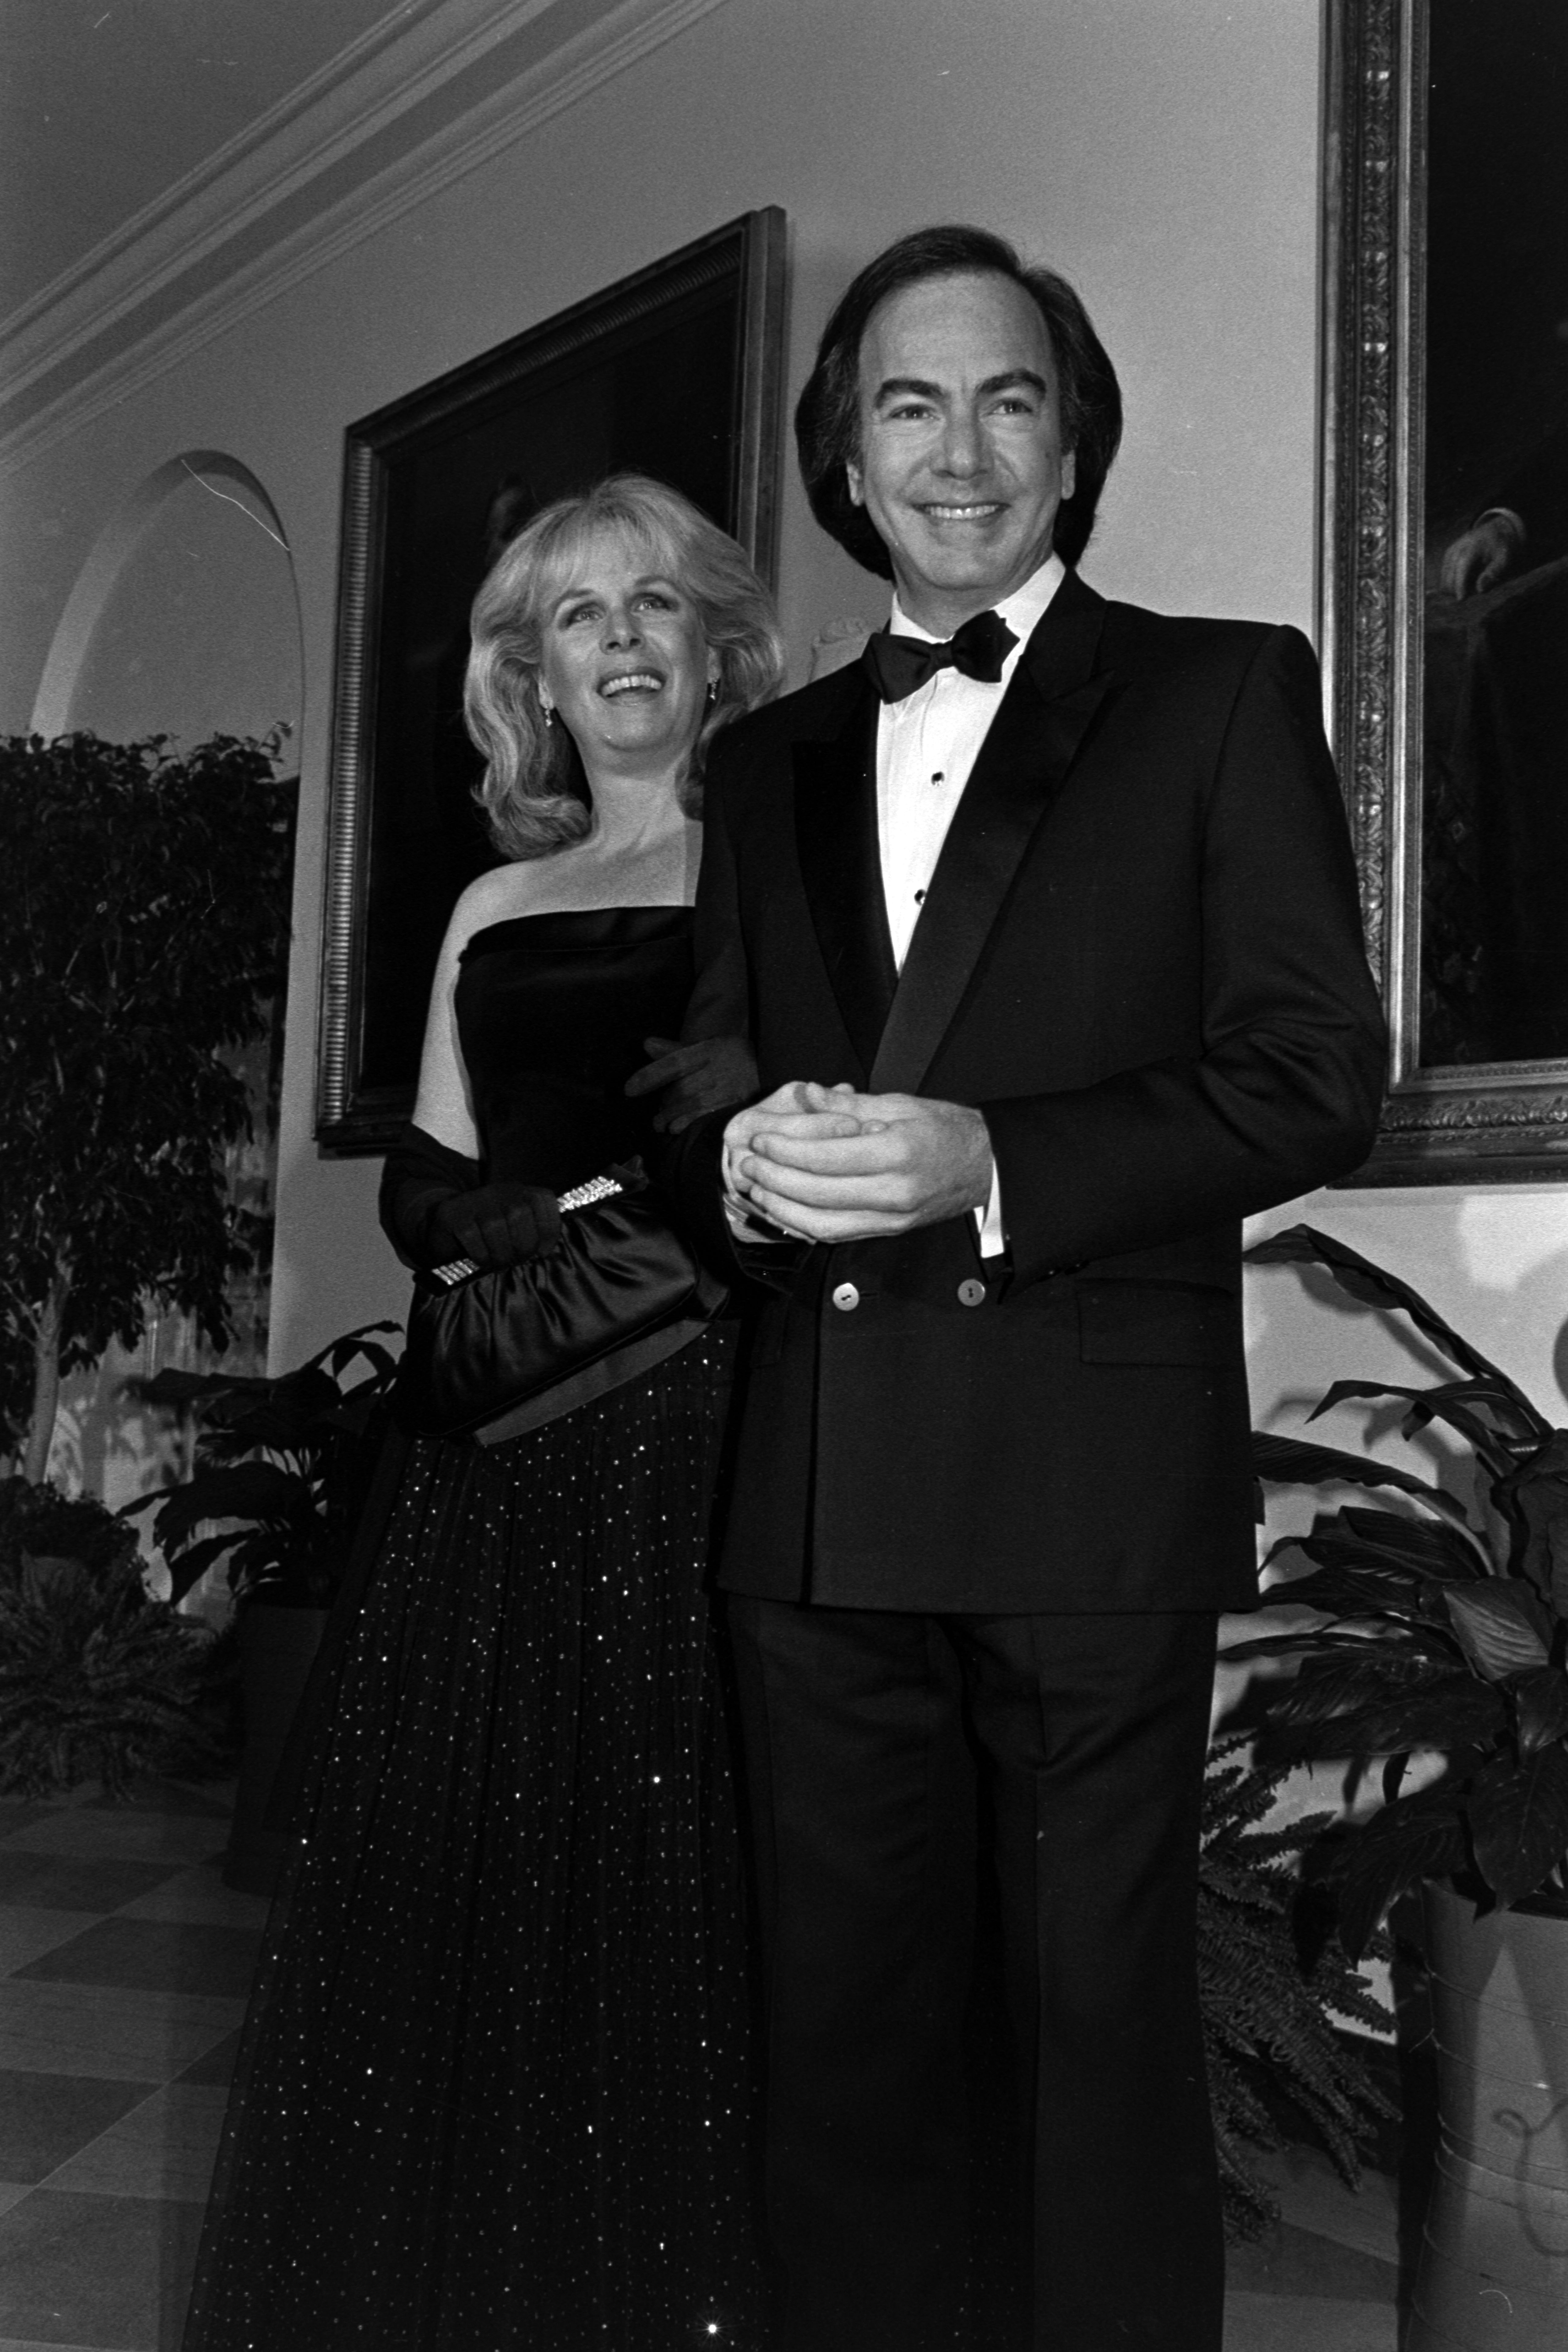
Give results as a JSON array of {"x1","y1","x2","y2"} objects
[
  {"x1": 979, "y1": 369, "x2": 1048, "y2": 399},
  {"x1": 870, "y1": 369, "x2": 1049, "y2": 407},
  {"x1": 870, "y1": 375, "x2": 943, "y2": 408}
]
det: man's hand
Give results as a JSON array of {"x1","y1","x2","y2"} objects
[
  {"x1": 720, "y1": 1080, "x2": 865, "y2": 1241},
  {"x1": 725, "y1": 1082, "x2": 993, "y2": 1244}
]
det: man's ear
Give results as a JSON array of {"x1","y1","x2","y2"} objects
[
  {"x1": 1061, "y1": 449, "x2": 1078, "y2": 504},
  {"x1": 845, "y1": 460, "x2": 865, "y2": 509}
]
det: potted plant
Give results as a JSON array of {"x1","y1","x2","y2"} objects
[
  {"x1": 1234, "y1": 1223, "x2": 1568, "y2": 2351},
  {"x1": 128, "y1": 1322, "x2": 400, "y2": 1891},
  {"x1": 0, "y1": 1477, "x2": 235, "y2": 1797},
  {"x1": 0, "y1": 728, "x2": 293, "y2": 1484},
  {"x1": 1199, "y1": 1733, "x2": 1396, "y2": 2242}
]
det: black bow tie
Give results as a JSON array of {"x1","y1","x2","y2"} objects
[{"x1": 861, "y1": 608, "x2": 1018, "y2": 702}]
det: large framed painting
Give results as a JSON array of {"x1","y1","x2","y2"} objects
[
  {"x1": 315, "y1": 208, "x2": 787, "y2": 1153},
  {"x1": 1324, "y1": 1, "x2": 1568, "y2": 1179}
]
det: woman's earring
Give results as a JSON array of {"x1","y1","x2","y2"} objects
[
  {"x1": 705, "y1": 679, "x2": 718, "y2": 705},
  {"x1": 541, "y1": 698, "x2": 557, "y2": 728}
]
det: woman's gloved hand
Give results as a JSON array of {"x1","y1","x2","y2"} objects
[
  {"x1": 625, "y1": 1034, "x2": 759, "y2": 1134},
  {"x1": 379, "y1": 1124, "x2": 563, "y2": 1271},
  {"x1": 423, "y1": 1182, "x2": 563, "y2": 1269}
]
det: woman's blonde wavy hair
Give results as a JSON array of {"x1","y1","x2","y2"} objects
[{"x1": 464, "y1": 475, "x2": 787, "y2": 860}]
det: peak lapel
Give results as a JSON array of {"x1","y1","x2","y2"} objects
[
  {"x1": 869, "y1": 572, "x2": 1113, "y2": 1096},
  {"x1": 792, "y1": 681, "x2": 897, "y2": 1079}
]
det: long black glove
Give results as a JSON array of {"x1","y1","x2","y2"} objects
[
  {"x1": 625, "y1": 1034, "x2": 759, "y2": 1133},
  {"x1": 378, "y1": 1123, "x2": 563, "y2": 1272}
]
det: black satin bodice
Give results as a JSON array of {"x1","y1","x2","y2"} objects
[{"x1": 455, "y1": 907, "x2": 695, "y2": 1191}]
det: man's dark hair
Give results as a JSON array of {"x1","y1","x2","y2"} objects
[{"x1": 795, "y1": 224, "x2": 1123, "y2": 576}]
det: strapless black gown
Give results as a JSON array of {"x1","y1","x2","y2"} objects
[{"x1": 183, "y1": 909, "x2": 767, "y2": 2351}]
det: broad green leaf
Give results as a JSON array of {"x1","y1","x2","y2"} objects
[
  {"x1": 1258, "y1": 1560, "x2": 1421, "y2": 1612},
  {"x1": 138, "y1": 1460, "x2": 305, "y2": 1550},
  {"x1": 1336, "y1": 1787, "x2": 1470, "y2": 1960},
  {"x1": 162, "y1": 1531, "x2": 237, "y2": 1608},
  {"x1": 1551, "y1": 1524, "x2": 1568, "y2": 1623},
  {"x1": 1250, "y1": 1431, "x2": 1481, "y2": 1535},
  {"x1": 1309, "y1": 1382, "x2": 1521, "y2": 1480},
  {"x1": 1255, "y1": 1559, "x2": 1460, "y2": 1629},
  {"x1": 1283, "y1": 1526, "x2": 1477, "y2": 1612},
  {"x1": 1513, "y1": 1668, "x2": 1568, "y2": 1758},
  {"x1": 1444, "y1": 1583, "x2": 1552, "y2": 1682},
  {"x1": 1495, "y1": 1434, "x2": 1568, "y2": 1616},
  {"x1": 1336, "y1": 1505, "x2": 1487, "y2": 1582},
  {"x1": 1266, "y1": 1677, "x2": 1506, "y2": 1762},
  {"x1": 1273, "y1": 1654, "x2": 1455, "y2": 1715},
  {"x1": 311, "y1": 1322, "x2": 401, "y2": 1383},
  {"x1": 1222, "y1": 1630, "x2": 1443, "y2": 1664},
  {"x1": 1469, "y1": 1746, "x2": 1568, "y2": 1905},
  {"x1": 1245, "y1": 1225, "x2": 1547, "y2": 1432},
  {"x1": 130, "y1": 1367, "x2": 272, "y2": 1410}
]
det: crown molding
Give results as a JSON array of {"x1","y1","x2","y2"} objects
[
  {"x1": 0, "y1": 0, "x2": 731, "y2": 480},
  {"x1": 0, "y1": 0, "x2": 566, "y2": 390}
]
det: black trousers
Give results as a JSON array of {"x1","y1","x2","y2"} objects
[{"x1": 726, "y1": 1596, "x2": 1223, "y2": 2352}]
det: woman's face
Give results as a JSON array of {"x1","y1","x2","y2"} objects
[{"x1": 535, "y1": 527, "x2": 718, "y2": 779}]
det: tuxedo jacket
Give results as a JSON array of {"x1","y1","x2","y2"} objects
[{"x1": 671, "y1": 569, "x2": 1387, "y2": 1615}]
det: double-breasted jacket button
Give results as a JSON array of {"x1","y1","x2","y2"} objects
[
  {"x1": 831, "y1": 1282, "x2": 860, "y2": 1312},
  {"x1": 957, "y1": 1277, "x2": 986, "y2": 1308}
]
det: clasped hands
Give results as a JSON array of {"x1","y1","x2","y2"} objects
[{"x1": 722, "y1": 1080, "x2": 993, "y2": 1245}]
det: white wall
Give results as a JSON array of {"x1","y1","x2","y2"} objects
[
  {"x1": 4, "y1": 0, "x2": 1566, "y2": 1451},
  {"x1": 49, "y1": 470, "x2": 300, "y2": 751}
]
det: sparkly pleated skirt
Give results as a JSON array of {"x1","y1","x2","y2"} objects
[{"x1": 181, "y1": 1327, "x2": 768, "y2": 2351}]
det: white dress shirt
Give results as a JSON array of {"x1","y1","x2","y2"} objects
[
  {"x1": 876, "y1": 554, "x2": 1066, "y2": 1254},
  {"x1": 723, "y1": 555, "x2": 1064, "y2": 1251}
]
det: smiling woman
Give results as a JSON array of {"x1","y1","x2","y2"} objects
[
  {"x1": 180, "y1": 476, "x2": 787, "y2": 2352},
  {"x1": 463, "y1": 473, "x2": 781, "y2": 872},
  {"x1": 313, "y1": 210, "x2": 788, "y2": 1149}
]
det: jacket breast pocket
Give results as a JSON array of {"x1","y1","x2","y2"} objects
[{"x1": 1075, "y1": 1280, "x2": 1240, "y2": 1367}]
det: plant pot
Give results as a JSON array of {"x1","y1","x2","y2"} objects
[
  {"x1": 223, "y1": 1602, "x2": 327, "y2": 1896},
  {"x1": 1407, "y1": 1877, "x2": 1568, "y2": 2350}
]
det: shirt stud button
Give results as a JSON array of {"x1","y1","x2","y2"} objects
[
  {"x1": 832, "y1": 1282, "x2": 860, "y2": 1311},
  {"x1": 958, "y1": 1278, "x2": 986, "y2": 1307}
]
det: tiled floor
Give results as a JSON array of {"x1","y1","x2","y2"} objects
[
  {"x1": 0, "y1": 1779, "x2": 1405, "y2": 2350},
  {"x1": 0, "y1": 1780, "x2": 255, "y2": 2352}
]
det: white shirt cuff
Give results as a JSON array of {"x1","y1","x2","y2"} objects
[{"x1": 723, "y1": 1191, "x2": 793, "y2": 1246}]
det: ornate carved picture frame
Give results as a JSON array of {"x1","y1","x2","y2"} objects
[
  {"x1": 1324, "y1": 2, "x2": 1568, "y2": 1181},
  {"x1": 314, "y1": 208, "x2": 787, "y2": 1154}
]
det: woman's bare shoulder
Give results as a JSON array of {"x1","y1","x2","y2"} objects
[{"x1": 440, "y1": 859, "x2": 545, "y2": 953}]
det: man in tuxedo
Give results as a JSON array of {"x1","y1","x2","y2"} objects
[{"x1": 672, "y1": 225, "x2": 1386, "y2": 2352}]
